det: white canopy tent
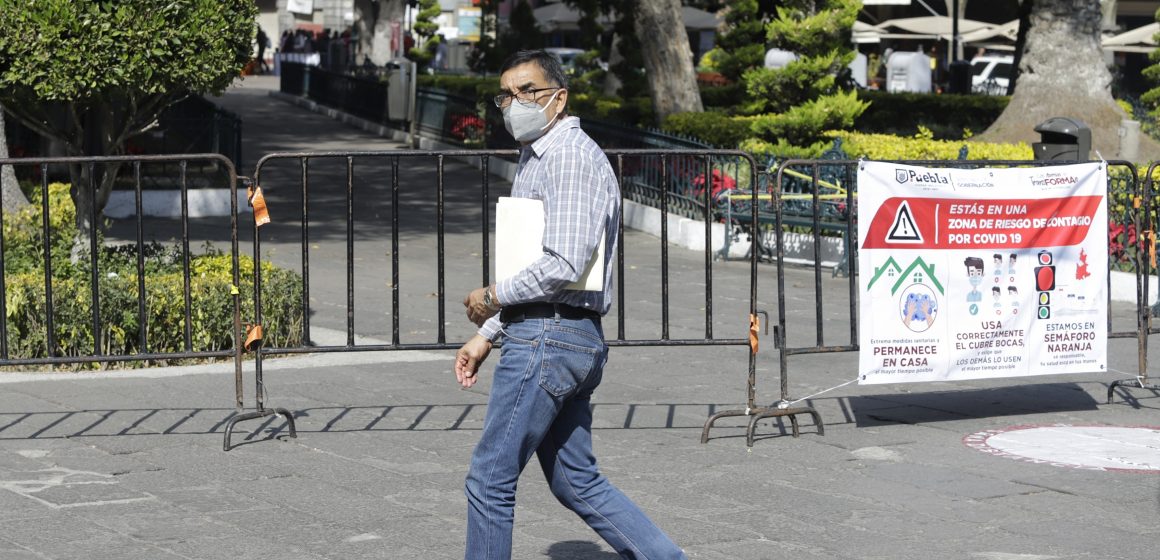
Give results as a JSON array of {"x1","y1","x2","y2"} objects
[
  {"x1": 1103, "y1": 22, "x2": 1160, "y2": 53},
  {"x1": 853, "y1": 21, "x2": 882, "y2": 44},
  {"x1": 872, "y1": 16, "x2": 992, "y2": 41},
  {"x1": 531, "y1": 4, "x2": 720, "y2": 33},
  {"x1": 959, "y1": 20, "x2": 1019, "y2": 44}
]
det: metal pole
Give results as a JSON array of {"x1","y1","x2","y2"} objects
[{"x1": 952, "y1": 0, "x2": 960, "y2": 62}]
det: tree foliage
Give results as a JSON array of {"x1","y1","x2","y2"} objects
[
  {"x1": 0, "y1": 0, "x2": 256, "y2": 234},
  {"x1": 691, "y1": 0, "x2": 865, "y2": 157},
  {"x1": 407, "y1": 0, "x2": 442, "y2": 68},
  {"x1": 1140, "y1": 7, "x2": 1160, "y2": 119},
  {"x1": 708, "y1": 0, "x2": 767, "y2": 82}
]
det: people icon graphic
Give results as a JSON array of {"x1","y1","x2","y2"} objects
[
  {"x1": 964, "y1": 256, "x2": 984, "y2": 302},
  {"x1": 992, "y1": 286, "x2": 1002, "y2": 309},
  {"x1": 1008, "y1": 253, "x2": 1017, "y2": 276},
  {"x1": 993, "y1": 253, "x2": 1003, "y2": 279},
  {"x1": 1008, "y1": 285, "x2": 1019, "y2": 307}
]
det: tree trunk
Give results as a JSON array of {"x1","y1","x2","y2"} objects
[
  {"x1": 633, "y1": 0, "x2": 703, "y2": 124},
  {"x1": 975, "y1": 0, "x2": 1160, "y2": 160},
  {"x1": 67, "y1": 104, "x2": 124, "y2": 259},
  {"x1": 370, "y1": 0, "x2": 405, "y2": 66},
  {"x1": 603, "y1": 33, "x2": 624, "y2": 97},
  {"x1": 353, "y1": 0, "x2": 373, "y2": 66},
  {"x1": 0, "y1": 105, "x2": 30, "y2": 213}
]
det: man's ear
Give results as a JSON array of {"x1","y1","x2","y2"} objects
[{"x1": 556, "y1": 89, "x2": 568, "y2": 114}]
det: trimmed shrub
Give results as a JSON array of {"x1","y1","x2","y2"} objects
[
  {"x1": 829, "y1": 129, "x2": 1033, "y2": 160},
  {"x1": 699, "y1": 82, "x2": 746, "y2": 109},
  {"x1": 2, "y1": 184, "x2": 303, "y2": 368},
  {"x1": 417, "y1": 75, "x2": 499, "y2": 99},
  {"x1": 854, "y1": 90, "x2": 1009, "y2": 139},
  {"x1": 661, "y1": 112, "x2": 755, "y2": 148}
]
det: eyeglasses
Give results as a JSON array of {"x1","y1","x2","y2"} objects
[{"x1": 493, "y1": 87, "x2": 561, "y2": 109}]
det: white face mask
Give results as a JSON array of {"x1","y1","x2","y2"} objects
[{"x1": 503, "y1": 89, "x2": 563, "y2": 143}]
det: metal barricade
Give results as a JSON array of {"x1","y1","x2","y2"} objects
[
  {"x1": 1107, "y1": 161, "x2": 1159, "y2": 402},
  {"x1": 225, "y1": 149, "x2": 821, "y2": 449},
  {"x1": 757, "y1": 159, "x2": 1151, "y2": 441}
]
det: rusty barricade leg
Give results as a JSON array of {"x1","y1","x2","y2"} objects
[
  {"x1": 725, "y1": 160, "x2": 842, "y2": 445},
  {"x1": 696, "y1": 156, "x2": 824, "y2": 447},
  {"x1": 1108, "y1": 161, "x2": 1158, "y2": 403}
]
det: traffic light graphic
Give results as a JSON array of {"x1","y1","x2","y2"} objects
[{"x1": 1035, "y1": 250, "x2": 1054, "y2": 319}]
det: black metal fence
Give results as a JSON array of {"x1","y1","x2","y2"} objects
[
  {"x1": 3, "y1": 150, "x2": 1157, "y2": 453},
  {"x1": 234, "y1": 149, "x2": 775, "y2": 449},
  {"x1": 0, "y1": 154, "x2": 243, "y2": 369}
]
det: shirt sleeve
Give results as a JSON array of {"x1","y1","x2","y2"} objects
[
  {"x1": 494, "y1": 146, "x2": 608, "y2": 306},
  {"x1": 477, "y1": 315, "x2": 501, "y2": 341}
]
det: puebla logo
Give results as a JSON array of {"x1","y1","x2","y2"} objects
[{"x1": 895, "y1": 168, "x2": 950, "y2": 185}]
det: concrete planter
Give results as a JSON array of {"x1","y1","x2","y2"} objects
[
  {"x1": 621, "y1": 200, "x2": 846, "y2": 268},
  {"x1": 104, "y1": 189, "x2": 251, "y2": 219}
]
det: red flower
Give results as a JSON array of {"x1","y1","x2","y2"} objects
[{"x1": 692, "y1": 169, "x2": 736, "y2": 200}]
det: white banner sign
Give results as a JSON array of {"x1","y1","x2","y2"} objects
[
  {"x1": 287, "y1": 0, "x2": 314, "y2": 16},
  {"x1": 857, "y1": 162, "x2": 1108, "y2": 384}
]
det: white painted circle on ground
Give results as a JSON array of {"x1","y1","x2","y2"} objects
[{"x1": 963, "y1": 424, "x2": 1160, "y2": 473}]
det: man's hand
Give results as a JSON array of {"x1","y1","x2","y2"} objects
[
  {"x1": 464, "y1": 285, "x2": 499, "y2": 327},
  {"x1": 455, "y1": 335, "x2": 493, "y2": 389}
]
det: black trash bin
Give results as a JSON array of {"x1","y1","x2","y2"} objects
[
  {"x1": 948, "y1": 60, "x2": 971, "y2": 94},
  {"x1": 1033, "y1": 117, "x2": 1091, "y2": 161}
]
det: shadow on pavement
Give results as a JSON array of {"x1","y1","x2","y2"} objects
[
  {"x1": 837, "y1": 382, "x2": 1103, "y2": 427},
  {"x1": 545, "y1": 540, "x2": 621, "y2": 559}
]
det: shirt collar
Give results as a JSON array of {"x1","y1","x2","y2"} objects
[{"x1": 530, "y1": 115, "x2": 580, "y2": 158}]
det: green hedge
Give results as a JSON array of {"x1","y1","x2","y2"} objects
[
  {"x1": 660, "y1": 111, "x2": 754, "y2": 148},
  {"x1": 699, "y1": 82, "x2": 746, "y2": 109},
  {"x1": 854, "y1": 90, "x2": 1009, "y2": 139},
  {"x1": 3, "y1": 184, "x2": 303, "y2": 367},
  {"x1": 568, "y1": 92, "x2": 655, "y2": 127},
  {"x1": 828, "y1": 129, "x2": 1033, "y2": 160},
  {"x1": 416, "y1": 74, "x2": 498, "y2": 99}
]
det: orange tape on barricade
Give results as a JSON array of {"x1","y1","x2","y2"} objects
[
  {"x1": 248, "y1": 185, "x2": 271, "y2": 227},
  {"x1": 749, "y1": 313, "x2": 760, "y2": 355},
  {"x1": 244, "y1": 324, "x2": 264, "y2": 352},
  {"x1": 1148, "y1": 230, "x2": 1157, "y2": 269},
  {"x1": 1133, "y1": 195, "x2": 1143, "y2": 209}
]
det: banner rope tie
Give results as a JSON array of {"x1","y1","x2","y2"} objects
[{"x1": 781, "y1": 378, "x2": 858, "y2": 408}]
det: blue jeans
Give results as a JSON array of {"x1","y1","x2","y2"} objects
[{"x1": 464, "y1": 316, "x2": 685, "y2": 560}]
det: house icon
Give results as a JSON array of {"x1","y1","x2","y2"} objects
[{"x1": 867, "y1": 256, "x2": 944, "y2": 296}]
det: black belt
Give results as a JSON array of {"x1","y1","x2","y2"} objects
[{"x1": 500, "y1": 302, "x2": 601, "y2": 323}]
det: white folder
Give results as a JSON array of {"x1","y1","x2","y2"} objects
[{"x1": 495, "y1": 197, "x2": 604, "y2": 291}]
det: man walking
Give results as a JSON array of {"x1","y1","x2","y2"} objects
[{"x1": 454, "y1": 50, "x2": 685, "y2": 560}]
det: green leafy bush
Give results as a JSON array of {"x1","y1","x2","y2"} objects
[
  {"x1": 828, "y1": 130, "x2": 1033, "y2": 160},
  {"x1": 661, "y1": 112, "x2": 755, "y2": 148},
  {"x1": 567, "y1": 93, "x2": 655, "y2": 127},
  {"x1": 3, "y1": 184, "x2": 303, "y2": 367},
  {"x1": 699, "y1": 82, "x2": 746, "y2": 109},
  {"x1": 749, "y1": 90, "x2": 868, "y2": 146},
  {"x1": 854, "y1": 90, "x2": 1009, "y2": 139},
  {"x1": 417, "y1": 75, "x2": 499, "y2": 99}
]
